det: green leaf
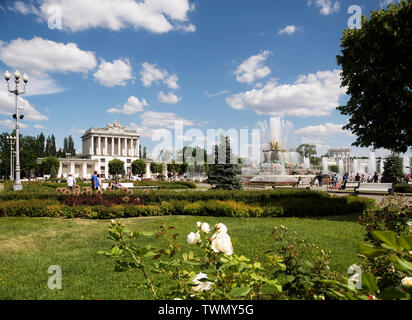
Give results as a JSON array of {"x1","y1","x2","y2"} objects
[
  {"x1": 392, "y1": 257, "x2": 412, "y2": 272},
  {"x1": 398, "y1": 235, "x2": 412, "y2": 251},
  {"x1": 361, "y1": 272, "x2": 379, "y2": 293},
  {"x1": 358, "y1": 242, "x2": 387, "y2": 258},
  {"x1": 371, "y1": 230, "x2": 400, "y2": 250},
  {"x1": 229, "y1": 286, "x2": 251, "y2": 297},
  {"x1": 380, "y1": 286, "x2": 408, "y2": 300}
]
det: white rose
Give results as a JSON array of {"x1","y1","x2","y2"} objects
[
  {"x1": 196, "y1": 221, "x2": 202, "y2": 227},
  {"x1": 201, "y1": 222, "x2": 210, "y2": 234},
  {"x1": 215, "y1": 223, "x2": 228, "y2": 234},
  {"x1": 111, "y1": 219, "x2": 116, "y2": 225},
  {"x1": 211, "y1": 232, "x2": 233, "y2": 255},
  {"x1": 187, "y1": 231, "x2": 201, "y2": 245},
  {"x1": 401, "y1": 277, "x2": 412, "y2": 287},
  {"x1": 192, "y1": 272, "x2": 212, "y2": 292}
]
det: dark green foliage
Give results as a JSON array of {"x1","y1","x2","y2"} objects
[
  {"x1": 382, "y1": 154, "x2": 404, "y2": 183},
  {"x1": 108, "y1": 159, "x2": 125, "y2": 176},
  {"x1": 207, "y1": 136, "x2": 242, "y2": 190},
  {"x1": 41, "y1": 156, "x2": 60, "y2": 175},
  {"x1": 131, "y1": 159, "x2": 146, "y2": 175},
  {"x1": 150, "y1": 162, "x2": 163, "y2": 174},
  {"x1": 336, "y1": 1, "x2": 412, "y2": 152}
]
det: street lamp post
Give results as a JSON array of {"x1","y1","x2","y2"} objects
[
  {"x1": 6, "y1": 135, "x2": 16, "y2": 180},
  {"x1": 4, "y1": 70, "x2": 28, "y2": 191}
]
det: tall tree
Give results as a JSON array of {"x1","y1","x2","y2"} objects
[
  {"x1": 336, "y1": 1, "x2": 412, "y2": 153},
  {"x1": 207, "y1": 135, "x2": 242, "y2": 190},
  {"x1": 143, "y1": 146, "x2": 147, "y2": 159},
  {"x1": 108, "y1": 159, "x2": 125, "y2": 177},
  {"x1": 382, "y1": 154, "x2": 404, "y2": 183},
  {"x1": 37, "y1": 132, "x2": 45, "y2": 157},
  {"x1": 131, "y1": 159, "x2": 146, "y2": 176},
  {"x1": 50, "y1": 135, "x2": 57, "y2": 156}
]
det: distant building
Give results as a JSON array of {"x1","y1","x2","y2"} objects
[
  {"x1": 80, "y1": 120, "x2": 140, "y2": 179},
  {"x1": 39, "y1": 121, "x2": 141, "y2": 179}
]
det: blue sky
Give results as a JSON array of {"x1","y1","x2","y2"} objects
[{"x1": 0, "y1": 0, "x2": 402, "y2": 158}]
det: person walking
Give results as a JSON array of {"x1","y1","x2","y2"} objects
[
  {"x1": 91, "y1": 171, "x2": 99, "y2": 191},
  {"x1": 373, "y1": 171, "x2": 379, "y2": 183},
  {"x1": 97, "y1": 174, "x2": 102, "y2": 190},
  {"x1": 67, "y1": 173, "x2": 76, "y2": 190}
]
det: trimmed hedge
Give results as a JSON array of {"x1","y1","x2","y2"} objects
[
  {"x1": 0, "y1": 199, "x2": 284, "y2": 219},
  {"x1": 394, "y1": 184, "x2": 412, "y2": 193}
]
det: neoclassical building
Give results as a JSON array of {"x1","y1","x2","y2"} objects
[
  {"x1": 80, "y1": 121, "x2": 141, "y2": 179},
  {"x1": 46, "y1": 121, "x2": 141, "y2": 179}
]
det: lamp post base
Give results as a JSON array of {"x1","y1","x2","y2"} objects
[{"x1": 13, "y1": 183, "x2": 23, "y2": 191}]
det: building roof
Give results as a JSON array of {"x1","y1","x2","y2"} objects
[{"x1": 81, "y1": 120, "x2": 140, "y2": 139}]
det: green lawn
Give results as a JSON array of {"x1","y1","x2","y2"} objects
[{"x1": 0, "y1": 215, "x2": 364, "y2": 300}]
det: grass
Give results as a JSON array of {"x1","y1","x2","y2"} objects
[{"x1": 0, "y1": 214, "x2": 364, "y2": 300}]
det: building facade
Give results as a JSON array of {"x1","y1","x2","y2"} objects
[{"x1": 80, "y1": 121, "x2": 141, "y2": 179}]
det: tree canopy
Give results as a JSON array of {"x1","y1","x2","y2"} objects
[
  {"x1": 131, "y1": 159, "x2": 146, "y2": 176},
  {"x1": 336, "y1": 1, "x2": 412, "y2": 153},
  {"x1": 296, "y1": 144, "x2": 317, "y2": 158},
  {"x1": 108, "y1": 159, "x2": 125, "y2": 176}
]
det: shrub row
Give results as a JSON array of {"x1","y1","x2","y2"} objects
[
  {"x1": 0, "y1": 199, "x2": 284, "y2": 219},
  {"x1": 394, "y1": 183, "x2": 412, "y2": 194}
]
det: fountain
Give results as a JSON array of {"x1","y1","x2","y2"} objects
[
  {"x1": 352, "y1": 159, "x2": 358, "y2": 175},
  {"x1": 322, "y1": 157, "x2": 329, "y2": 174},
  {"x1": 404, "y1": 155, "x2": 411, "y2": 175},
  {"x1": 303, "y1": 157, "x2": 310, "y2": 170},
  {"x1": 368, "y1": 150, "x2": 376, "y2": 175},
  {"x1": 246, "y1": 117, "x2": 306, "y2": 186},
  {"x1": 380, "y1": 159, "x2": 384, "y2": 174},
  {"x1": 338, "y1": 159, "x2": 344, "y2": 176}
]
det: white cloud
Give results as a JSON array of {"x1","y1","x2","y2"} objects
[
  {"x1": 107, "y1": 96, "x2": 148, "y2": 115},
  {"x1": 234, "y1": 50, "x2": 272, "y2": 84},
  {"x1": 140, "y1": 62, "x2": 180, "y2": 89},
  {"x1": 140, "y1": 62, "x2": 169, "y2": 87},
  {"x1": 308, "y1": 0, "x2": 340, "y2": 15},
  {"x1": 380, "y1": 0, "x2": 395, "y2": 8},
  {"x1": 33, "y1": 124, "x2": 47, "y2": 129},
  {"x1": 71, "y1": 127, "x2": 86, "y2": 134},
  {"x1": 128, "y1": 122, "x2": 171, "y2": 139},
  {"x1": 11, "y1": 0, "x2": 195, "y2": 34},
  {"x1": 0, "y1": 119, "x2": 28, "y2": 129},
  {"x1": 164, "y1": 74, "x2": 180, "y2": 90},
  {"x1": 158, "y1": 91, "x2": 182, "y2": 104},
  {"x1": 0, "y1": 89, "x2": 48, "y2": 121},
  {"x1": 294, "y1": 122, "x2": 348, "y2": 136},
  {"x1": 225, "y1": 69, "x2": 346, "y2": 117},
  {"x1": 140, "y1": 111, "x2": 194, "y2": 129},
  {"x1": 204, "y1": 90, "x2": 230, "y2": 98},
  {"x1": 0, "y1": 37, "x2": 97, "y2": 95},
  {"x1": 278, "y1": 25, "x2": 298, "y2": 35},
  {"x1": 93, "y1": 58, "x2": 134, "y2": 87}
]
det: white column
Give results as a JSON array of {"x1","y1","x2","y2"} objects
[
  {"x1": 137, "y1": 138, "x2": 140, "y2": 158},
  {"x1": 58, "y1": 162, "x2": 62, "y2": 178},
  {"x1": 82, "y1": 162, "x2": 87, "y2": 178},
  {"x1": 105, "y1": 137, "x2": 108, "y2": 155},
  {"x1": 123, "y1": 138, "x2": 127, "y2": 156},
  {"x1": 91, "y1": 136, "x2": 94, "y2": 155},
  {"x1": 70, "y1": 161, "x2": 75, "y2": 175},
  {"x1": 144, "y1": 162, "x2": 151, "y2": 179},
  {"x1": 117, "y1": 137, "x2": 121, "y2": 156},
  {"x1": 97, "y1": 136, "x2": 101, "y2": 155},
  {"x1": 111, "y1": 137, "x2": 114, "y2": 156}
]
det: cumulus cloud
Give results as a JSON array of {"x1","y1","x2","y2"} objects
[
  {"x1": 294, "y1": 122, "x2": 347, "y2": 136},
  {"x1": 140, "y1": 62, "x2": 180, "y2": 89},
  {"x1": 0, "y1": 89, "x2": 48, "y2": 121},
  {"x1": 158, "y1": 91, "x2": 182, "y2": 104},
  {"x1": 0, "y1": 37, "x2": 97, "y2": 95},
  {"x1": 140, "y1": 111, "x2": 194, "y2": 129},
  {"x1": 10, "y1": 0, "x2": 195, "y2": 34},
  {"x1": 308, "y1": 0, "x2": 340, "y2": 15},
  {"x1": 164, "y1": 74, "x2": 180, "y2": 90},
  {"x1": 234, "y1": 50, "x2": 272, "y2": 84},
  {"x1": 278, "y1": 25, "x2": 298, "y2": 35},
  {"x1": 107, "y1": 96, "x2": 148, "y2": 114},
  {"x1": 225, "y1": 69, "x2": 346, "y2": 117},
  {"x1": 93, "y1": 58, "x2": 134, "y2": 87}
]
